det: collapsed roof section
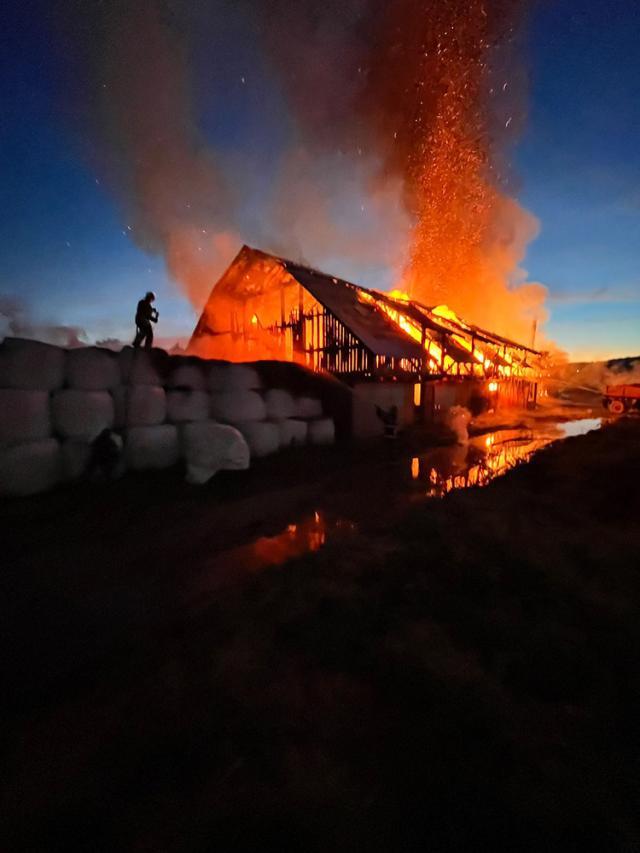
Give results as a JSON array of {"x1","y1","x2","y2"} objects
[{"x1": 190, "y1": 245, "x2": 542, "y2": 380}]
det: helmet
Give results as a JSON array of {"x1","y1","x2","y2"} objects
[{"x1": 145, "y1": 291, "x2": 156, "y2": 301}]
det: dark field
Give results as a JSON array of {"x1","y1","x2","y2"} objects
[{"x1": 2, "y1": 419, "x2": 640, "y2": 851}]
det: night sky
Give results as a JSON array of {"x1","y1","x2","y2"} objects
[{"x1": 2, "y1": 0, "x2": 639, "y2": 359}]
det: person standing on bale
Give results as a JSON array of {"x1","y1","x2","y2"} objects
[{"x1": 133, "y1": 291, "x2": 158, "y2": 349}]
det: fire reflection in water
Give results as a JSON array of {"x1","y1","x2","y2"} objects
[
  {"x1": 250, "y1": 516, "x2": 327, "y2": 569},
  {"x1": 412, "y1": 421, "x2": 601, "y2": 498},
  {"x1": 203, "y1": 512, "x2": 358, "y2": 588}
]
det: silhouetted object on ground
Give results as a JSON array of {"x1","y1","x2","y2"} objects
[
  {"x1": 133, "y1": 292, "x2": 158, "y2": 349},
  {"x1": 376, "y1": 404, "x2": 399, "y2": 439},
  {"x1": 88, "y1": 429, "x2": 123, "y2": 481}
]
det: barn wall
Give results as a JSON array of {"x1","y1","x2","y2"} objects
[{"x1": 351, "y1": 382, "x2": 416, "y2": 438}]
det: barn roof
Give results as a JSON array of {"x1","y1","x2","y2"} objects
[
  {"x1": 282, "y1": 261, "x2": 423, "y2": 360},
  {"x1": 191, "y1": 245, "x2": 541, "y2": 364}
]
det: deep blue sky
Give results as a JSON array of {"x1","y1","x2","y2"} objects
[{"x1": 1, "y1": 0, "x2": 639, "y2": 358}]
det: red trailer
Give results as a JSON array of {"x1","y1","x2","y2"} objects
[{"x1": 603, "y1": 383, "x2": 640, "y2": 414}]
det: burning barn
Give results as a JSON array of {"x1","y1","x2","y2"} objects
[{"x1": 190, "y1": 246, "x2": 543, "y2": 433}]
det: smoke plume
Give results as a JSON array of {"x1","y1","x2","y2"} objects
[{"x1": 60, "y1": 0, "x2": 546, "y2": 344}]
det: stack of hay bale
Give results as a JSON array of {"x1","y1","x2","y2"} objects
[{"x1": 0, "y1": 339, "x2": 335, "y2": 496}]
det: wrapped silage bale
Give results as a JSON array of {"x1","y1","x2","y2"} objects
[
  {"x1": 308, "y1": 417, "x2": 335, "y2": 446},
  {"x1": 111, "y1": 386, "x2": 127, "y2": 429},
  {"x1": 126, "y1": 386, "x2": 166, "y2": 427},
  {"x1": 166, "y1": 362, "x2": 206, "y2": 391},
  {"x1": 295, "y1": 396, "x2": 323, "y2": 419},
  {"x1": 0, "y1": 389, "x2": 51, "y2": 446},
  {"x1": 61, "y1": 439, "x2": 92, "y2": 481},
  {"x1": 209, "y1": 390, "x2": 266, "y2": 424},
  {"x1": 181, "y1": 421, "x2": 250, "y2": 484},
  {"x1": 51, "y1": 389, "x2": 114, "y2": 441},
  {"x1": 118, "y1": 347, "x2": 162, "y2": 386},
  {"x1": 0, "y1": 439, "x2": 61, "y2": 496},
  {"x1": 125, "y1": 425, "x2": 179, "y2": 470},
  {"x1": 264, "y1": 388, "x2": 296, "y2": 419},
  {"x1": 0, "y1": 338, "x2": 65, "y2": 390},
  {"x1": 236, "y1": 421, "x2": 280, "y2": 458},
  {"x1": 166, "y1": 390, "x2": 210, "y2": 424},
  {"x1": 65, "y1": 347, "x2": 120, "y2": 390},
  {"x1": 208, "y1": 363, "x2": 261, "y2": 392},
  {"x1": 277, "y1": 419, "x2": 308, "y2": 448}
]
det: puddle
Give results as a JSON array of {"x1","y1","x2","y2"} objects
[
  {"x1": 556, "y1": 417, "x2": 603, "y2": 438},
  {"x1": 196, "y1": 511, "x2": 357, "y2": 592},
  {"x1": 411, "y1": 418, "x2": 602, "y2": 497},
  {"x1": 195, "y1": 417, "x2": 603, "y2": 586}
]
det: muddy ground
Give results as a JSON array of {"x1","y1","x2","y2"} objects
[{"x1": 2, "y1": 418, "x2": 640, "y2": 851}]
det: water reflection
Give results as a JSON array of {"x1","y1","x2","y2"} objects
[
  {"x1": 557, "y1": 417, "x2": 603, "y2": 438},
  {"x1": 200, "y1": 512, "x2": 357, "y2": 589},
  {"x1": 198, "y1": 418, "x2": 602, "y2": 587},
  {"x1": 413, "y1": 418, "x2": 602, "y2": 497}
]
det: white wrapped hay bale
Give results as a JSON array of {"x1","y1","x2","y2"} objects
[
  {"x1": 61, "y1": 439, "x2": 92, "y2": 481},
  {"x1": 166, "y1": 390, "x2": 210, "y2": 424},
  {"x1": 277, "y1": 419, "x2": 308, "y2": 448},
  {"x1": 125, "y1": 425, "x2": 179, "y2": 470},
  {"x1": 208, "y1": 363, "x2": 261, "y2": 392},
  {"x1": 264, "y1": 388, "x2": 296, "y2": 419},
  {"x1": 51, "y1": 389, "x2": 114, "y2": 441},
  {"x1": 295, "y1": 396, "x2": 323, "y2": 418},
  {"x1": 111, "y1": 386, "x2": 127, "y2": 429},
  {"x1": 0, "y1": 338, "x2": 65, "y2": 390},
  {"x1": 236, "y1": 421, "x2": 280, "y2": 458},
  {"x1": 308, "y1": 417, "x2": 335, "y2": 445},
  {"x1": 126, "y1": 386, "x2": 166, "y2": 427},
  {"x1": 0, "y1": 439, "x2": 61, "y2": 496},
  {"x1": 118, "y1": 347, "x2": 162, "y2": 386},
  {"x1": 210, "y1": 390, "x2": 266, "y2": 424},
  {"x1": 166, "y1": 362, "x2": 206, "y2": 391},
  {"x1": 0, "y1": 389, "x2": 51, "y2": 446},
  {"x1": 181, "y1": 421, "x2": 250, "y2": 484},
  {"x1": 65, "y1": 347, "x2": 120, "y2": 390}
]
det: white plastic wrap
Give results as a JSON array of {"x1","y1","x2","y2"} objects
[
  {"x1": 111, "y1": 386, "x2": 127, "y2": 429},
  {"x1": 118, "y1": 347, "x2": 162, "y2": 385},
  {"x1": 0, "y1": 338, "x2": 65, "y2": 390},
  {"x1": 295, "y1": 396, "x2": 323, "y2": 418},
  {"x1": 0, "y1": 439, "x2": 61, "y2": 496},
  {"x1": 277, "y1": 418, "x2": 308, "y2": 448},
  {"x1": 308, "y1": 417, "x2": 336, "y2": 445},
  {"x1": 126, "y1": 386, "x2": 167, "y2": 427},
  {"x1": 208, "y1": 363, "x2": 262, "y2": 392},
  {"x1": 51, "y1": 389, "x2": 114, "y2": 441},
  {"x1": 125, "y1": 425, "x2": 179, "y2": 470},
  {"x1": 65, "y1": 347, "x2": 120, "y2": 390},
  {"x1": 236, "y1": 421, "x2": 280, "y2": 458},
  {"x1": 166, "y1": 390, "x2": 210, "y2": 424},
  {"x1": 264, "y1": 388, "x2": 296, "y2": 419},
  {"x1": 181, "y1": 421, "x2": 250, "y2": 484},
  {"x1": 166, "y1": 362, "x2": 206, "y2": 391},
  {"x1": 0, "y1": 389, "x2": 51, "y2": 446},
  {"x1": 209, "y1": 390, "x2": 266, "y2": 423}
]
